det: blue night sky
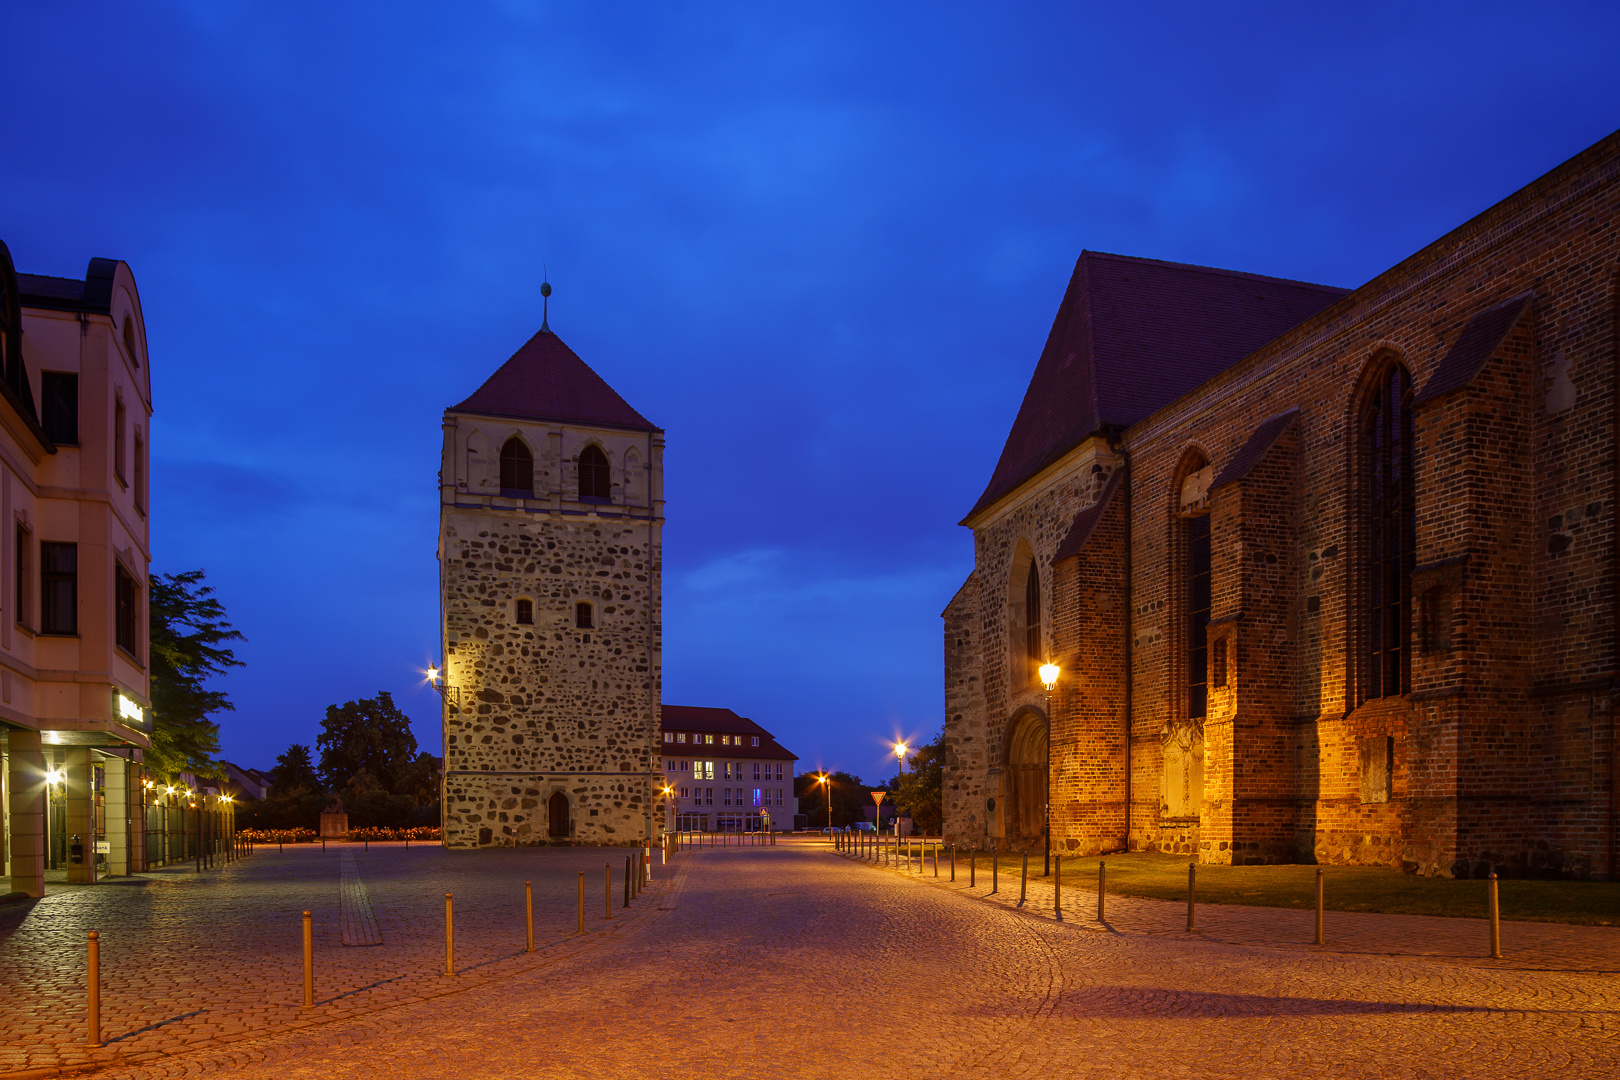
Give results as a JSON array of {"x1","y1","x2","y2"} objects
[{"x1": 2, "y1": 3, "x2": 1617, "y2": 784}]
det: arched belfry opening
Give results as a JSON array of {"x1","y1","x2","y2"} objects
[
  {"x1": 547, "y1": 791, "x2": 570, "y2": 839},
  {"x1": 1003, "y1": 709, "x2": 1048, "y2": 848},
  {"x1": 500, "y1": 436, "x2": 534, "y2": 497}
]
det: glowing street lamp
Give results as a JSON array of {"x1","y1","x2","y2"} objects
[
  {"x1": 893, "y1": 741, "x2": 909, "y2": 774},
  {"x1": 814, "y1": 772, "x2": 832, "y2": 832},
  {"x1": 1038, "y1": 661, "x2": 1061, "y2": 875}
]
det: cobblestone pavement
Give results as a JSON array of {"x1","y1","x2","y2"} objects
[
  {"x1": 18, "y1": 835, "x2": 1613, "y2": 1080},
  {"x1": 0, "y1": 841, "x2": 671, "y2": 1076}
]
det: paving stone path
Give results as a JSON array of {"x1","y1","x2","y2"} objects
[{"x1": 4, "y1": 838, "x2": 1618, "y2": 1078}]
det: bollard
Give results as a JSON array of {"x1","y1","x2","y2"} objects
[
  {"x1": 970, "y1": 850, "x2": 976, "y2": 887},
  {"x1": 577, "y1": 872, "x2": 585, "y2": 935},
  {"x1": 992, "y1": 850, "x2": 999, "y2": 894},
  {"x1": 1489, "y1": 873, "x2": 1502, "y2": 958},
  {"x1": 950, "y1": 844, "x2": 956, "y2": 882},
  {"x1": 86, "y1": 930, "x2": 101, "y2": 1047},
  {"x1": 624, "y1": 856, "x2": 632, "y2": 908},
  {"x1": 302, "y1": 910, "x2": 314, "y2": 1006},
  {"x1": 1098, "y1": 860, "x2": 1106, "y2": 922},
  {"x1": 1186, "y1": 864, "x2": 1196, "y2": 932},
  {"x1": 445, "y1": 894, "x2": 455, "y2": 975},
  {"x1": 605, "y1": 863, "x2": 613, "y2": 920},
  {"x1": 933, "y1": 842, "x2": 938, "y2": 877},
  {"x1": 1018, "y1": 851, "x2": 1028, "y2": 907},
  {"x1": 1055, "y1": 856, "x2": 1063, "y2": 921},
  {"x1": 525, "y1": 881, "x2": 535, "y2": 953},
  {"x1": 1314, "y1": 868, "x2": 1324, "y2": 946},
  {"x1": 322, "y1": 837, "x2": 326, "y2": 852}
]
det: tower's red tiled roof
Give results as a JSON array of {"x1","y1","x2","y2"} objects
[
  {"x1": 964, "y1": 252, "x2": 1347, "y2": 523},
  {"x1": 450, "y1": 328, "x2": 659, "y2": 432}
]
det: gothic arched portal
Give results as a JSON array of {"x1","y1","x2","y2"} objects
[{"x1": 1004, "y1": 710, "x2": 1048, "y2": 847}]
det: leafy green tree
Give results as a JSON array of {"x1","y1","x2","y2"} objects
[
  {"x1": 893, "y1": 728, "x2": 944, "y2": 834},
  {"x1": 316, "y1": 691, "x2": 419, "y2": 792},
  {"x1": 238, "y1": 743, "x2": 328, "y2": 831},
  {"x1": 270, "y1": 743, "x2": 322, "y2": 791},
  {"x1": 146, "y1": 570, "x2": 245, "y2": 781},
  {"x1": 793, "y1": 769, "x2": 873, "y2": 828}
]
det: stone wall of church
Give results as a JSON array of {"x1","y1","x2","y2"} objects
[
  {"x1": 941, "y1": 574, "x2": 988, "y2": 845},
  {"x1": 942, "y1": 447, "x2": 1118, "y2": 848},
  {"x1": 440, "y1": 503, "x2": 661, "y2": 847}
]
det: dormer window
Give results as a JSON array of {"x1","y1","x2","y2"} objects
[
  {"x1": 500, "y1": 437, "x2": 534, "y2": 497},
  {"x1": 578, "y1": 444, "x2": 611, "y2": 502}
]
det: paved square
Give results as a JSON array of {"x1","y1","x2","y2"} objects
[{"x1": 3, "y1": 838, "x2": 1617, "y2": 1079}]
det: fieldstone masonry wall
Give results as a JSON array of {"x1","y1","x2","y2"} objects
[{"x1": 440, "y1": 410, "x2": 664, "y2": 848}]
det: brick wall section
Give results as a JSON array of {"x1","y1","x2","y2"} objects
[
  {"x1": 948, "y1": 129, "x2": 1620, "y2": 878},
  {"x1": 1049, "y1": 479, "x2": 1130, "y2": 854},
  {"x1": 1203, "y1": 421, "x2": 1301, "y2": 864}
]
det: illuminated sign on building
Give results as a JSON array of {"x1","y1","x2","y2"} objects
[{"x1": 118, "y1": 693, "x2": 144, "y2": 725}]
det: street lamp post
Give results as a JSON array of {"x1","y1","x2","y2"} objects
[
  {"x1": 1039, "y1": 662, "x2": 1061, "y2": 877},
  {"x1": 815, "y1": 773, "x2": 832, "y2": 832}
]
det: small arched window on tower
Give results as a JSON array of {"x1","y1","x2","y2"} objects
[
  {"x1": 575, "y1": 601, "x2": 594, "y2": 629},
  {"x1": 578, "y1": 444, "x2": 611, "y2": 502},
  {"x1": 500, "y1": 436, "x2": 534, "y2": 497},
  {"x1": 122, "y1": 317, "x2": 139, "y2": 368}
]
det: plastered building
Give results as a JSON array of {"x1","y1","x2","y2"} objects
[
  {"x1": 0, "y1": 242, "x2": 154, "y2": 896},
  {"x1": 438, "y1": 321, "x2": 663, "y2": 847},
  {"x1": 944, "y1": 129, "x2": 1620, "y2": 880}
]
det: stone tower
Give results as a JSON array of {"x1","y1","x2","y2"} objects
[{"x1": 438, "y1": 322, "x2": 663, "y2": 847}]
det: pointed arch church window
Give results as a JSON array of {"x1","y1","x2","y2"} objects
[
  {"x1": 500, "y1": 437, "x2": 534, "y2": 497},
  {"x1": 1360, "y1": 364, "x2": 1414, "y2": 703},
  {"x1": 578, "y1": 444, "x2": 611, "y2": 501}
]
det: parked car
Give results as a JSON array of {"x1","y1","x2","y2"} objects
[
  {"x1": 852, "y1": 821, "x2": 876, "y2": 832},
  {"x1": 819, "y1": 825, "x2": 846, "y2": 834}
]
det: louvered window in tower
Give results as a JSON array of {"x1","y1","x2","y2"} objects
[
  {"x1": 500, "y1": 437, "x2": 534, "y2": 497},
  {"x1": 578, "y1": 444, "x2": 611, "y2": 501}
]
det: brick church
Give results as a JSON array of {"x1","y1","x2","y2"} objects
[
  {"x1": 437, "y1": 312, "x2": 664, "y2": 847},
  {"x1": 943, "y1": 129, "x2": 1620, "y2": 879}
]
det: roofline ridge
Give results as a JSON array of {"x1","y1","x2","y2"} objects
[{"x1": 1079, "y1": 248, "x2": 1350, "y2": 293}]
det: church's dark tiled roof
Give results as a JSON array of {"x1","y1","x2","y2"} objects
[
  {"x1": 451, "y1": 328, "x2": 659, "y2": 432},
  {"x1": 964, "y1": 252, "x2": 1347, "y2": 522},
  {"x1": 661, "y1": 704, "x2": 798, "y2": 761}
]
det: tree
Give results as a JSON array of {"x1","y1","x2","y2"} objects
[
  {"x1": 270, "y1": 743, "x2": 321, "y2": 791},
  {"x1": 893, "y1": 728, "x2": 945, "y2": 834},
  {"x1": 146, "y1": 570, "x2": 245, "y2": 781},
  {"x1": 315, "y1": 692, "x2": 436, "y2": 828},
  {"x1": 238, "y1": 742, "x2": 327, "y2": 831},
  {"x1": 793, "y1": 769, "x2": 873, "y2": 828},
  {"x1": 316, "y1": 691, "x2": 419, "y2": 792}
]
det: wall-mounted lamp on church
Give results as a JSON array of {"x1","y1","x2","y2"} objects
[
  {"x1": 1039, "y1": 663, "x2": 1061, "y2": 692},
  {"x1": 425, "y1": 665, "x2": 463, "y2": 707}
]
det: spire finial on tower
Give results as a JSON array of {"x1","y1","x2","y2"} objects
[{"x1": 540, "y1": 270, "x2": 552, "y2": 332}]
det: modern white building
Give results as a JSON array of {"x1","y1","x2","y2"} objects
[{"x1": 659, "y1": 705, "x2": 797, "y2": 832}]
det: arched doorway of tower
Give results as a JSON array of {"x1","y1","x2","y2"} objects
[
  {"x1": 1004, "y1": 709, "x2": 1048, "y2": 849},
  {"x1": 547, "y1": 791, "x2": 570, "y2": 839}
]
